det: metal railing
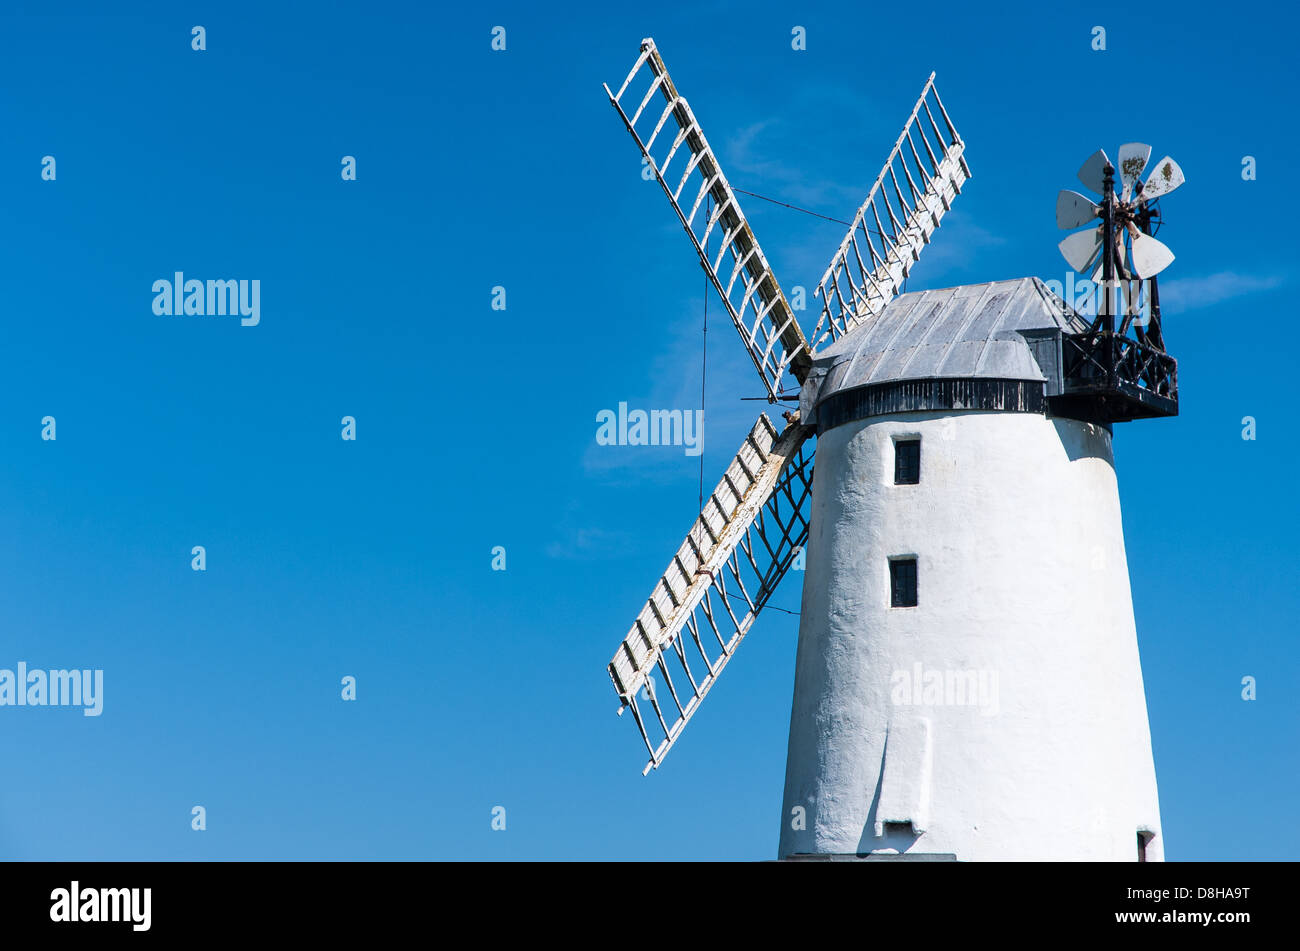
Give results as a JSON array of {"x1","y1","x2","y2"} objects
[{"x1": 1062, "y1": 331, "x2": 1177, "y2": 408}]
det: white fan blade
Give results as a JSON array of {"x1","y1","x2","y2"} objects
[
  {"x1": 1130, "y1": 231, "x2": 1174, "y2": 279},
  {"x1": 1077, "y1": 149, "x2": 1110, "y2": 195},
  {"x1": 1141, "y1": 156, "x2": 1185, "y2": 201},
  {"x1": 1118, "y1": 143, "x2": 1151, "y2": 202},
  {"x1": 605, "y1": 38, "x2": 812, "y2": 399},
  {"x1": 1056, "y1": 189, "x2": 1100, "y2": 229},
  {"x1": 1059, "y1": 226, "x2": 1102, "y2": 273},
  {"x1": 817, "y1": 75, "x2": 969, "y2": 341},
  {"x1": 606, "y1": 414, "x2": 814, "y2": 773}
]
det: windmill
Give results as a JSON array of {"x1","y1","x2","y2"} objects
[{"x1": 601, "y1": 38, "x2": 1175, "y2": 861}]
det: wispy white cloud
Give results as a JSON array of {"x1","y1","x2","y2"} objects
[
  {"x1": 724, "y1": 119, "x2": 865, "y2": 213},
  {"x1": 578, "y1": 278, "x2": 773, "y2": 486},
  {"x1": 900, "y1": 210, "x2": 1007, "y2": 279},
  {"x1": 546, "y1": 525, "x2": 637, "y2": 562},
  {"x1": 1156, "y1": 271, "x2": 1285, "y2": 312}
]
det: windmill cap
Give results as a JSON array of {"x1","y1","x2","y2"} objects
[{"x1": 801, "y1": 277, "x2": 1089, "y2": 423}]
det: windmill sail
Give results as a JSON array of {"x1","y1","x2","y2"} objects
[
  {"x1": 813, "y1": 74, "x2": 969, "y2": 345},
  {"x1": 605, "y1": 39, "x2": 813, "y2": 399},
  {"x1": 608, "y1": 413, "x2": 814, "y2": 773}
]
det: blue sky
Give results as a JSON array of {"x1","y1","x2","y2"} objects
[{"x1": 0, "y1": 1, "x2": 1295, "y2": 860}]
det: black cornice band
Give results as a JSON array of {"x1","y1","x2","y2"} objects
[{"x1": 816, "y1": 378, "x2": 1047, "y2": 434}]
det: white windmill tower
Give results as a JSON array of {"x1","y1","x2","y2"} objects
[{"x1": 602, "y1": 39, "x2": 1179, "y2": 861}]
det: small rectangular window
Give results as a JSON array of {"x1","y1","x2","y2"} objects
[
  {"x1": 890, "y1": 558, "x2": 918, "y2": 607},
  {"x1": 894, "y1": 439, "x2": 920, "y2": 484}
]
